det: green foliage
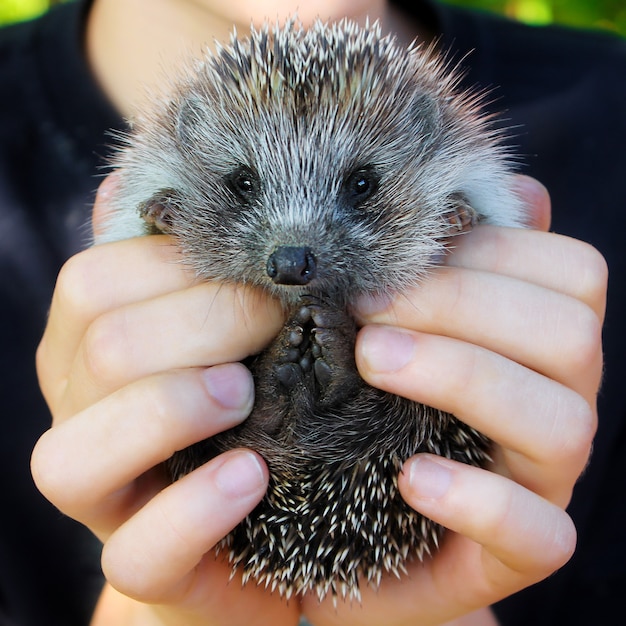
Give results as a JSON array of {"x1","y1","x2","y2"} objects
[
  {"x1": 0, "y1": 0, "x2": 50, "y2": 24},
  {"x1": 0, "y1": 0, "x2": 72, "y2": 25},
  {"x1": 441, "y1": 0, "x2": 626, "y2": 35},
  {"x1": 0, "y1": 0, "x2": 624, "y2": 36}
]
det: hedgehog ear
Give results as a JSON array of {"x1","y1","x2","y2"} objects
[
  {"x1": 407, "y1": 91, "x2": 441, "y2": 151},
  {"x1": 137, "y1": 188, "x2": 183, "y2": 234},
  {"x1": 175, "y1": 95, "x2": 206, "y2": 146}
]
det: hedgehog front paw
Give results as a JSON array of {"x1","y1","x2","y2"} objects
[
  {"x1": 258, "y1": 298, "x2": 361, "y2": 408},
  {"x1": 273, "y1": 305, "x2": 317, "y2": 389}
]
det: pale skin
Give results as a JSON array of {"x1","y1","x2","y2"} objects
[
  {"x1": 85, "y1": 0, "x2": 426, "y2": 117},
  {"x1": 30, "y1": 0, "x2": 607, "y2": 625}
]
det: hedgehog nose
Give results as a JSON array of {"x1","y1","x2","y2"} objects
[{"x1": 267, "y1": 246, "x2": 317, "y2": 285}]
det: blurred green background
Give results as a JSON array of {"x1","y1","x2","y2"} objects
[{"x1": 1, "y1": 0, "x2": 625, "y2": 35}]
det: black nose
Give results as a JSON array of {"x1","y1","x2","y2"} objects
[{"x1": 267, "y1": 246, "x2": 317, "y2": 285}]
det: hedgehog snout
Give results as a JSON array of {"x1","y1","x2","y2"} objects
[{"x1": 266, "y1": 246, "x2": 317, "y2": 285}]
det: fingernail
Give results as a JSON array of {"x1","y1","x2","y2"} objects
[
  {"x1": 360, "y1": 326, "x2": 416, "y2": 373},
  {"x1": 406, "y1": 456, "x2": 453, "y2": 500},
  {"x1": 202, "y1": 363, "x2": 254, "y2": 411},
  {"x1": 215, "y1": 450, "x2": 266, "y2": 498}
]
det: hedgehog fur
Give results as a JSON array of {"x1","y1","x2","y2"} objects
[{"x1": 96, "y1": 19, "x2": 526, "y2": 602}]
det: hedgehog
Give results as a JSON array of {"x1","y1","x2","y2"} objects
[{"x1": 95, "y1": 19, "x2": 527, "y2": 602}]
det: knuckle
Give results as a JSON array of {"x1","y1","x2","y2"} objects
[
  {"x1": 578, "y1": 243, "x2": 609, "y2": 308},
  {"x1": 100, "y1": 499, "x2": 192, "y2": 603},
  {"x1": 560, "y1": 300, "x2": 603, "y2": 375},
  {"x1": 81, "y1": 310, "x2": 130, "y2": 392},
  {"x1": 101, "y1": 541, "x2": 152, "y2": 600},
  {"x1": 543, "y1": 511, "x2": 577, "y2": 573},
  {"x1": 437, "y1": 266, "x2": 467, "y2": 322},
  {"x1": 480, "y1": 483, "x2": 515, "y2": 533},
  {"x1": 34, "y1": 339, "x2": 47, "y2": 384},
  {"x1": 548, "y1": 392, "x2": 596, "y2": 470},
  {"x1": 446, "y1": 343, "x2": 482, "y2": 403},
  {"x1": 35, "y1": 339, "x2": 56, "y2": 408},
  {"x1": 55, "y1": 249, "x2": 104, "y2": 319},
  {"x1": 563, "y1": 399, "x2": 596, "y2": 465},
  {"x1": 30, "y1": 434, "x2": 55, "y2": 500},
  {"x1": 135, "y1": 377, "x2": 188, "y2": 455},
  {"x1": 30, "y1": 430, "x2": 80, "y2": 514},
  {"x1": 503, "y1": 495, "x2": 577, "y2": 582},
  {"x1": 124, "y1": 372, "x2": 216, "y2": 461}
]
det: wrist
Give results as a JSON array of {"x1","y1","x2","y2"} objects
[
  {"x1": 91, "y1": 584, "x2": 164, "y2": 626},
  {"x1": 442, "y1": 607, "x2": 499, "y2": 626}
]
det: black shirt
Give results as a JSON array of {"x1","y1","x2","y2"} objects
[
  {"x1": 0, "y1": 1, "x2": 624, "y2": 624},
  {"x1": 0, "y1": 3, "x2": 117, "y2": 625}
]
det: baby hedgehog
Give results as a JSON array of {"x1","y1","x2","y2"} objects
[{"x1": 96, "y1": 20, "x2": 526, "y2": 602}]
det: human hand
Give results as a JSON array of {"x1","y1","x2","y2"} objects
[
  {"x1": 32, "y1": 174, "x2": 605, "y2": 626},
  {"x1": 31, "y1": 177, "x2": 298, "y2": 626},
  {"x1": 301, "y1": 176, "x2": 606, "y2": 626}
]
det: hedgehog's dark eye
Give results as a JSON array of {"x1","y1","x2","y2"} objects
[
  {"x1": 226, "y1": 166, "x2": 261, "y2": 203},
  {"x1": 353, "y1": 176, "x2": 370, "y2": 194},
  {"x1": 343, "y1": 167, "x2": 379, "y2": 207}
]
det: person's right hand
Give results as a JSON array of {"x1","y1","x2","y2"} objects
[{"x1": 31, "y1": 178, "x2": 299, "y2": 626}]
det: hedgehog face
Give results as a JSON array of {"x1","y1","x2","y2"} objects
[{"x1": 102, "y1": 19, "x2": 523, "y2": 306}]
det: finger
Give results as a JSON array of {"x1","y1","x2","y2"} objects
[
  {"x1": 100, "y1": 449, "x2": 268, "y2": 604},
  {"x1": 356, "y1": 326, "x2": 596, "y2": 505},
  {"x1": 510, "y1": 174, "x2": 551, "y2": 231},
  {"x1": 399, "y1": 456, "x2": 576, "y2": 589},
  {"x1": 31, "y1": 363, "x2": 254, "y2": 532},
  {"x1": 37, "y1": 235, "x2": 196, "y2": 406},
  {"x1": 58, "y1": 281, "x2": 282, "y2": 418},
  {"x1": 445, "y1": 227, "x2": 607, "y2": 318},
  {"x1": 355, "y1": 270, "x2": 603, "y2": 400},
  {"x1": 303, "y1": 456, "x2": 575, "y2": 626},
  {"x1": 91, "y1": 172, "x2": 120, "y2": 238}
]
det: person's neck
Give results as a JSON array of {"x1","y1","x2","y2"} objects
[{"x1": 86, "y1": 0, "x2": 430, "y2": 118}]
